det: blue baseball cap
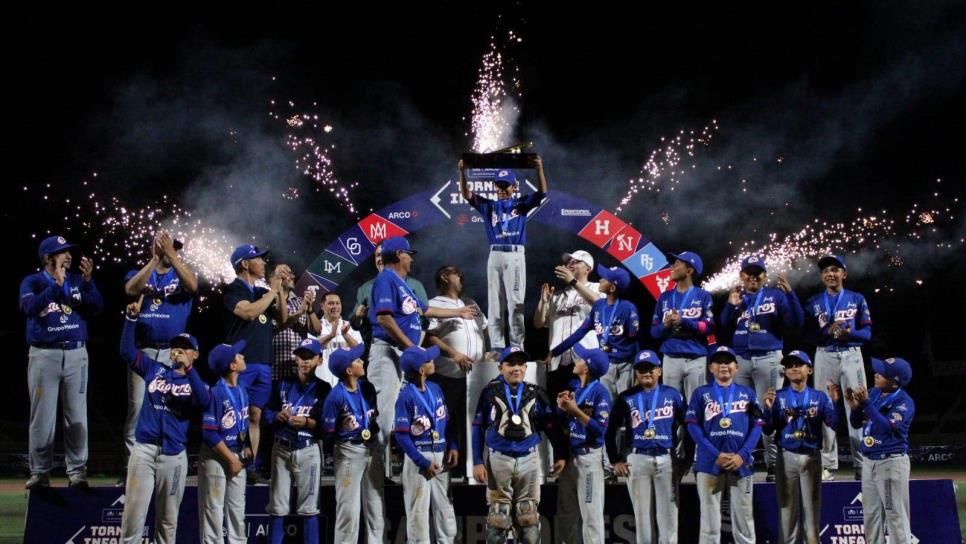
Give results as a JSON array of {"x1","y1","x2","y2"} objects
[
  {"x1": 741, "y1": 255, "x2": 767, "y2": 274},
  {"x1": 633, "y1": 349, "x2": 662, "y2": 369},
  {"x1": 293, "y1": 338, "x2": 322, "y2": 358},
  {"x1": 499, "y1": 346, "x2": 530, "y2": 364},
  {"x1": 494, "y1": 169, "x2": 519, "y2": 187},
  {"x1": 400, "y1": 345, "x2": 441, "y2": 374},
  {"x1": 208, "y1": 340, "x2": 246, "y2": 376},
  {"x1": 169, "y1": 332, "x2": 199, "y2": 351},
  {"x1": 230, "y1": 244, "x2": 268, "y2": 268},
  {"x1": 667, "y1": 251, "x2": 703, "y2": 277},
  {"x1": 573, "y1": 344, "x2": 610, "y2": 378},
  {"x1": 709, "y1": 345, "x2": 737, "y2": 364},
  {"x1": 596, "y1": 264, "x2": 631, "y2": 292},
  {"x1": 381, "y1": 236, "x2": 417, "y2": 255},
  {"x1": 38, "y1": 235, "x2": 76, "y2": 259},
  {"x1": 328, "y1": 344, "x2": 365, "y2": 379},
  {"x1": 871, "y1": 357, "x2": 912, "y2": 387},
  {"x1": 818, "y1": 254, "x2": 847, "y2": 271},
  {"x1": 781, "y1": 350, "x2": 813, "y2": 367}
]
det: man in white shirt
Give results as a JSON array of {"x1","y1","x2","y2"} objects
[
  {"x1": 426, "y1": 265, "x2": 488, "y2": 479},
  {"x1": 314, "y1": 292, "x2": 362, "y2": 387},
  {"x1": 534, "y1": 250, "x2": 604, "y2": 399}
]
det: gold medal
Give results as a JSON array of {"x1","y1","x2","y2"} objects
[
  {"x1": 153, "y1": 297, "x2": 162, "y2": 306},
  {"x1": 361, "y1": 429, "x2": 372, "y2": 441},
  {"x1": 432, "y1": 431, "x2": 440, "y2": 441},
  {"x1": 719, "y1": 417, "x2": 732, "y2": 429},
  {"x1": 258, "y1": 314, "x2": 268, "y2": 324},
  {"x1": 643, "y1": 428, "x2": 656, "y2": 439},
  {"x1": 511, "y1": 414, "x2": 523, "y2": 425},
  {"x1": 748, "y1": 322, "x2": 761, "y2": 332},
  {"x1": 61, "y1": 304, "x2": 73, "y2": 315},
  {"x1": 863, "y1": 436, "x2": 875, "y2": 448},
  {"x1": 793, "y1": 430, "x2": 804, "y2": 440},
  {"x1": 601, "y1": 345, "x2": 612, "y2": 353}
]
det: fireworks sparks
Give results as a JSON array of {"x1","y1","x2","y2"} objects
[
  {"x1": 616, "y1": 120, "x2": 719, "y2": 213},
  {"x1": 467, "y1": 30, "x2": 522, "y2": 153}
]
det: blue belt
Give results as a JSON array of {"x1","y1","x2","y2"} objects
[
  {"x1": 490, "y1": 245, "x2": 524, "y2": 252},
  {"x1": 275, "y1": 436, "x2": 315, "y2": 450},
  {"x1": 632, "y1": 447, "x2": 670, "y2": 456},
  {"x1": 491, "y1": 447, "x2": 535, "y2": 458},
  {"x1": 416, "y1": 444, "x2": 446, "y2": 453},
  {"x1": 865, "y1": 451, "x2": 907, "y2": 461},
  {"x1": 820, "y1": 345, "x2": 860, "y2": 353},
  {"x1": 32, "y1": 341, "x2": 85, "y2": 350}
]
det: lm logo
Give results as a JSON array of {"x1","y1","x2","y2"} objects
[
  {"x1": 370, "y1": 223, "x2": 387, "y2": 240},
  {"x1": 324, "y1": 261, "x2": 342, "y2": 274}
]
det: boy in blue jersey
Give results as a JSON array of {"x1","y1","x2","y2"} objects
[
  {"x1": 804, "y1": 254, "x2": 873, "y2": 480},
  {"x1": 119, "y1": 301, "x2": 208, "y2": 544},
  {"x1": 847, "y1": 357, "x2": 915, "y2": 544},
  {"x1": 21, "y1": 235, "x2": 103, "y2": 489},
  {"x1": 686, "y1": 346, "x2": 763, "y2": 544},
  {"x1": 458, "y1": 156, "x2": 549, "y2": 350},
  {"x1": 199, "y1": 341, "x2": 251, "y2": 544},
  {"x1": 122, "y1": 231, "x2": 197, "y2": 480},
  {"x1": 394, "y1": 345, "x2": 459, "y2": 544},
  {"x1": 322, "y1": 344, "x2": 385, "y2": 543},
  {"x1": 761, "y1": 350, "x2": 839, "y2": 544},
  {"x1": 550, "y1": 264, "x2": 640, "y2": 400},
  {"x1": 472, "y1": 346, "x2": 566, "y2": 544},
  {"x1": 721, "y1": 255, "x2": 803, "y2": 481},
  {"x1": 555, "y1": 344, "x2": 611, "y2": 544},
  {"x1": 264, "y1": 338, "x2": 331, "y2": 544},
  {"x1": 607, "y1": 349, "x2": 685, "y2": 544}
]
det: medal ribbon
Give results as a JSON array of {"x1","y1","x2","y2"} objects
[
  {"x1": 43, "y1": 270, "x2": 72, "y2": 300},
  {"x1": 794, "y1": 388, "x2": 811, "y2": 435},
  {"x1": 576, "y1": 379, "x2": 601, "y2": 407},
  {"x1": 149, "y1": 268, "x2": 175, "y2": 301},
  {"x1": 222, "y1": 380, "x2": 248, "y2": 436},
  {"x1": 600, "y1": 302, "x2": 619, "y2": 347},
  {"x1": 497, "y1": 198, "x2": 514, "y2": 237},
  {"x1": 713, "y1": 382, "x2": 736, "y2": 423},
  {"x1": 637, "y1": 385, "x2": 662, "y2": 432},
  {"x1": 747, "y1": 289, "x2": 765, "y2": 330},
  {"x1": 288, "y1": 381, "x2": 317, "y2": 417},
  {"x1": 503, "y1": 382, "x2": 522, "y2": 417},
  {"x1": 823, "y1": 290, "x2": 844, "y2": 327}
]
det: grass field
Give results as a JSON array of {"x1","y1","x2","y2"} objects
[{"x1": 2, "y1": 473, "x2": 963, "y2": 543}]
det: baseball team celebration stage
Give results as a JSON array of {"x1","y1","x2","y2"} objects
[{"x1": 24, "y1": 479, "x2": 961, "y2": 543}]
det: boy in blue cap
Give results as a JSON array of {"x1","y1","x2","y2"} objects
[
  {"x1": 550, "y1": 264, "x2": 640, "y2": 401},
  {"x1": 848, "y1": 357, "x2": 915, "y2": 544},
  {"x1": 321, "y1": 344, "x2": 384, "y2": 543},
  {"x1": 394, "y1": 345, "x2": 458, "y2": 544},
  {"x1": 686, "y1": 345, "x2": 763, "y2": 544},
  {"x1": 199, "y1": 340, "x2": 251, "y2": 544},
  {"x1": 472, "y1": 346, "x2": 566, "y2": 544},
  {"x1": 264, "y1": 338, "x2": 332, "y2": 544},
  {"x1": 119, "y1": 300, "x2": 209, "y2": 544},
  {"x1": 760, "y1": 350, "x2": 839, "y2": 544},
  {"x1": 805, "y1": 254, "x2": 873, "y2": 480},
  {"x1": 607, "y1": 349, "x2": 685, "y2": 544},
  {"x1": 555, "y1": 344, "x2": 611, "y2": 544}
]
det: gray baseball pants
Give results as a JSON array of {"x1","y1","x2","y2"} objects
[
  {"x1": 125, "y1": 347, "x2": 170, "y2": 462},
  {"x1": 267, "y1": 442, "x2": 321, "y2": 516},
  {"x1": 601, "y1": 360, "x2": 634, "y2": 402},
  {"x1": 626, "y1": 452, "x2": 678, "y2": 544},
  {"x1": 813, "y1": 346, "x2": 866, "y2": 469},
  {"x1": 120, "y1": 442, "x2": 186, "y2": 544},
  {"x1": 485, "y1": 448, "x2": 542, "y2": 544},
  {"x1": 775, "y1": 448, "x2": 822, "y2": 544},
  {"x1": 862, "y1": 454, "x2": 911, "y2": 544},
  {"x1": 27, "y1": 345, "x2": 88, "y2": 476},
  {"x1": 696, "y1": 471, "x2": 756, "y2": 544},
  {"x1": 198, "y1": 445, "x2": 247, "y2": 544},
  {"x1": 555, "y1": 457, "x2": 582, "y2": 544},
  {"x1": 368, "y1": 338, "x2": 402, "y2": 478},
  {"x1": 334, "y1": 441, "x2": 385, "y2": 543},
  {"x1": 486, "y1": 249, "x2": 526, "y2": 349},
  {"x1": 663, "y1": 354, "x2": 706, "y2": 460},
  {"x1": 402, "y1": 450, "x2": 456, "y2": 543},
  {"x1": 735, "y1": 351, "x2": 783, "y2": 468}
]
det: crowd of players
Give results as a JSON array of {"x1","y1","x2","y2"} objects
[{"x1": 20, "y1": 160, "x2": 916, "y2": 544}]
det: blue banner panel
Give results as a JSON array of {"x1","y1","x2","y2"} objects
[
  {"x1": 25, "y1": 479, "x2": 960, "y2": 543},
  {"x1": 374, "y1": 189, "x2": 450, "y2": 232},
  {"x1": 623, "y1": 242, "x2": 669, "y2": 278},
  {"x1": 530, "y1": 189, "x2": 603, "y2": 233}
]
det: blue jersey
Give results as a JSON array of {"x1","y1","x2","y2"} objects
[
  {"x1": 470, "y1": 191, "x2": 545, "y2": 245},
  {"x1": 321, "y1": 380, "x2": 379, "y2": 443},
  {"x1": 721, "y1": 287, "x2": 804, "y2": 356},
  {"x1": 850, "y1": 388, "x2": 914, "y2": 458},
  {"x1": 202, "y1": 380, "x2": 250, "y2": 453},
  {"x1": 606, "y1": 385, "x2": 684, "y2": 462},
  {"x1": 472, "y1": 377, "x2": 558, "y2": 465},
  {"x1": 264, "y1": 377, "x2": 331, "y2": 446},
  {"x1": 552, "y1": 299, "x2": 640, "y2": 362},
  {"x1": 394, "y1": 381, "x2": 455, "y2": 469},
  {"x1": 121, "y1": 318, "x2": 209, "y2": 455},
  {"x1": 762, "y1": 386, "x2": 836, "y2": 452},
  {"x1": 650, "y1": 286, "x2": 714, "y2": 358},
  {"x1": 685, "y1": 382, "x2": 763, "y2": 478},
  {"x1": 562, "y1": 378, "x2": 611, "y2": 449},
  {"x1": 125, "y1": 268, "x2": 193, "y2": 346},
  {"x1": 223, "y1": 278, "x2": 275, "y2": 364},
  {"x1": 370, "y1": 269, "x2": 427, "y2": 346},
  {"x1": 19, "y1": 271, "x2": 103, "y2": 345},
  {"x1": 804, "y1": 289, "x2": 872, "y2": 348}
]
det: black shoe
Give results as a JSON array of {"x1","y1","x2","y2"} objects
[
  {"x1": 25, "y1": 473, "x2": 50, "y2": 490},
  {"x1": 765, "y1": 467, "x2": 776, "y2": 482},
  {"x1": 247, "y1": 471, "x2": 270, "y2": 486},
  {"x1": 68, "y1": 473, "x2": 89, "y2": 489}
]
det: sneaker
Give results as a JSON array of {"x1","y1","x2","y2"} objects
[
  {"x1": 25, "y1": 473, "x2": 50, "y2": 490},
  {"x1": 822, "y1": 468, "x2": 834, "y2": 481},
  {"x1": 247, "y1": 471, "x2": 270, "y2": 486},
  {"x1": 68, "y1": 473, "x2": 89, "y2": 489},
  {"x1": 765, "y1": 466, "x2": 776, "y2": 482}
]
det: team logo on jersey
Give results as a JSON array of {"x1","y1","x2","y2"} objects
[
  {"x1": 221, "y1": 409, "x2": 237, "y2": 430},
  {"x1": 340, "y1": 412, "x2": 361, "y2": 431},
  {"x1": 401, "y1": 295, "x2": 418, "y2": 315},
  {"x1": 410, "y1": 415, "x2": 432, "y2": 436},
  {"x1": 891, "y1": 412, "x2": 903, "y2": 422},
  {"x1": 630, "y1": 408, "x2": 644, "y2": 427},
  {"x1": 436, "y1": 404, "x2": 447, "y2": 419},
  {"x1": 680, "y1": 306, "x2": 703, "y2": 319},
  {"x1": 147, "y1": 376, "x2": 192, "y2": 396}
]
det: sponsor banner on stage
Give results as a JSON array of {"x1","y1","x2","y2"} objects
[{"x1": 26, "y1": 480, "x2": 960, "y2": 543}]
